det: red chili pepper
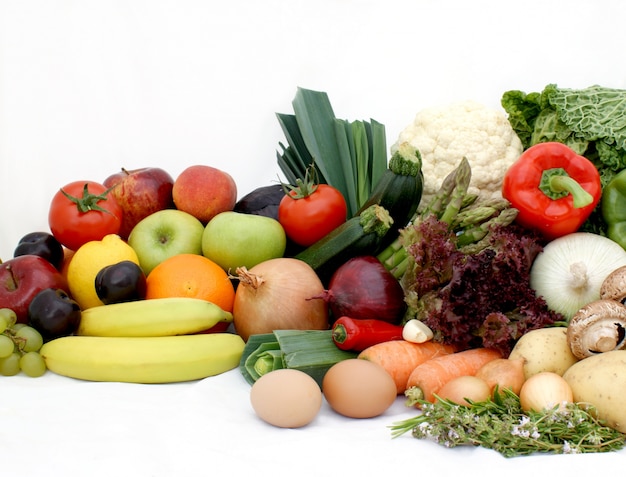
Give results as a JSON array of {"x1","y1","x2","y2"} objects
[
  {"x1": 502, "y1": 142, "x2": 602, "y2": 240},
  {"x1": 331, "y1": 316, "x2": 404, "y2": 352}
]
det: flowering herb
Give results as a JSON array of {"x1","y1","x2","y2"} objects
[{"x1": 390, "y1": 388, "x2": 625, "y2": 457}]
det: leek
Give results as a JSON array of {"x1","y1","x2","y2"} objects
[
  {"x1": 276, "y1": 87, "x2": 388, "y2": 217},
  {"x1": 238, "y1": 329, "x2": 357, "y2": 387}
]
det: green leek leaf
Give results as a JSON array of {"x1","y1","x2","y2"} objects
[
  {"x1": 368, "y1": 118, "x2": 388, "y2": 189},
  {"x1": 291, "y1": 88, "x2": 348, "y2": 196},
  {"x1": 352, "y1": 120, "x2": 370, "y2": 207},
  {"x1": 275, "y1": 87, "x2": 389, "y2": 217},
  {"x1": 334, "y1": 119, "x2": 359, "y2": 215}
]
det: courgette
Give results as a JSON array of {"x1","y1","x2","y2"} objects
[
  {"x1": 356, "y1": 142, "x2": 424, "y2": 253},
  {"x1": 295, "y1": 204, "x2": 393, "y2": 284}
]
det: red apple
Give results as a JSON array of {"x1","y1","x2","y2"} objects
[
  {"x1": 172, "y1": 165, "x2": 237, "y2": 223},
  {"x1": 0, "y1": 255, "x2": 69, "y2": 324},
  {"x1": 103, "y1": 167, "x2": 175, "y2": 239}
]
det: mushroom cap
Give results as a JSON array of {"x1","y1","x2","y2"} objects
[
  {"x1": 600, "y1": 265, "x2": 626, "y2": 302},
  {"x1": 567, "y1": 299, "x2": 626, "y2": 360}
]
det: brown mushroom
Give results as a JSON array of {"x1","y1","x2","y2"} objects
[
  {"x1": 600, "y1": 265, "x2": 626, "y2": 302},
  {"x1": 567, "y1": 299, "x2": 626, "y2": 360}
]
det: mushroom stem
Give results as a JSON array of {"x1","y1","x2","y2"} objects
[
  {"x1": 567, "y1": 299, "x2": 626, "y2": 360},
  {"x1": 591, "y1": 324, "x2": 621, "y2": 353}
]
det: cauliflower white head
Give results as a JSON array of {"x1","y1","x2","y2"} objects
[{"x1": 391, "y1": 100, "x2": 523, "y2": 206}]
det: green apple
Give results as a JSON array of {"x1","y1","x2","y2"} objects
[
  {"x1": 202, "y1": 211, "x2": 286, "y2": 272},
  {"x1": 128, "y1": 209, "x2": 205, "y2": 275}
]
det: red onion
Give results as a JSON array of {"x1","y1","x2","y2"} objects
[
  {"x1": 232, "y1": 257, "x2": 329, "y2": 342},
  {"x1": 314, "y1": 256, "x2": 406, "y2": 324}
]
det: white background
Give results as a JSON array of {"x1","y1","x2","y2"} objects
[
  {"x1": 2, "y1": 1, "x2": 626, "y2": 474},
  {"x1": 2, "y1": 0, "x2": 626, "y2": 259}
]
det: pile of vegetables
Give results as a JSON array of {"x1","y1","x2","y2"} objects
[
  {"x1": 379, "y1": 157, "x2": 563, "y2": 356},
  {"x1": 233, "y1": 85, "x2": 626, "y2": 457}
]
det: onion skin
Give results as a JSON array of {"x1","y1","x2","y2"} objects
[
  {"x1": 436, "y1": 376, "x2": 491, "y2": 407},
  {"x1": 475, "y1": 357, "x2": 526, "y2": 396},
  {"x1": 519, "y1": 371, "x2": 573, "y2": 413},
  {"x1": 232, "y1": 258, "x2": 329, "y2": 342},
  {"x1": 314, "y1": 256, "x2": 406, "y2": 324}
]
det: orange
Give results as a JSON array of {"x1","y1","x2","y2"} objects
[{"x1": 145, "y1": 253, "x2": 235, "y2": 312}]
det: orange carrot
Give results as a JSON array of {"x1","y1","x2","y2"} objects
[
  {"x1": 358, "y1": 340, "x2": 457, "y2": 394},
  {"x1": 404, "y1": 347, "x2": 502, "y2": 406}
]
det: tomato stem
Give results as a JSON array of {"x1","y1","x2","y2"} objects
[
  {"x1": 280, "y1": 163, "x2": 319, "y2": 199},
  {"x1": 60, "y1": 183, "x2": 117, "y2": 215}
]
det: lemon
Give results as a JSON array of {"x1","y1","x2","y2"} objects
[{"x1": 67, "y1": 234, "x2": 140, "y2": 309}]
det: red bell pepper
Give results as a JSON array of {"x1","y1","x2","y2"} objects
[
  {"x1": 331, "y1": 316, "x2": 404, "y2": 352},
  {"x1": 502, "y1": 142, "x2": 602, "y2": 240}
]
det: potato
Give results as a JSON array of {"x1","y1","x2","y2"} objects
[
  {"x1": 509, "y1": 327, "x2": 579, "y2": 379},
  {"x1": 563, "y1": 350, "x2": 626, "y2": 433}
]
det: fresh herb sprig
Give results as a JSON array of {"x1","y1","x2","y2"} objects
[{"x1": 390, "y1": 388, "x2": 625, "y2": 458}]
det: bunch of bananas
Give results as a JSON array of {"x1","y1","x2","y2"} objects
[{"x1": 40, "y1": 297, "x2": 245, "y2": 383}]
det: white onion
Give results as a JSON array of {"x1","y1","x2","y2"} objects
[{"x1": 530, "y1": 232, "x2": 626, "y2": 321}]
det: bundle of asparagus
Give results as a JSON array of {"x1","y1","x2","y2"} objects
[{"x1": 377, "y1": 157, "x2": 519, "y2": 280}]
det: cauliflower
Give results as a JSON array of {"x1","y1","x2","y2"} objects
[{"x1": 391, "y1": 100, "x2": 523, "y2": 207}]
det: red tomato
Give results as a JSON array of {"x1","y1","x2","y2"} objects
[
  {"x1": 48, "y1": 181, "x2": 123, "y2": 251},
  {"x1": 278, "y1": 184, "x2": 347, "y2": 246}
]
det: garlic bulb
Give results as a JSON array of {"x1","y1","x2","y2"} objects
[{"x1": 530, "y1": 232, "x2": 626, "y2": 321}]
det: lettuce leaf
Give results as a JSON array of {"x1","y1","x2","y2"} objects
[
  {"x1": 501, "y1": 84, "x2": 626, "y2": 235},
  {"x1": 402, "y1": 217, "x2": 563, "y2": 356},
  {"x1": 501, "y1": 84, "x2": 626, "y2": 183}
]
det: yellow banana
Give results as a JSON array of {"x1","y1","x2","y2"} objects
[
  {"x1": 77, "y1": 297, "x2": 233, "y2": 337},
  {"x1": 40, "y1": 333, "x2": 245, "y2": 383}
]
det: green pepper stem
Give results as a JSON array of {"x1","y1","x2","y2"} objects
[
  {"x1": 331, "y1": 325, "x2": 348, "y2": 344},
  {"x1": 539, "y1": 168, "x2": 594, "y2": 208}
]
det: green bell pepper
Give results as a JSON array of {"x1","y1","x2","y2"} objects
[{"x1": 601, "y1": 168, "x2": 626, "y2": 249}]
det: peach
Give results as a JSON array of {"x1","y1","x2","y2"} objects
[{"x1": 172, "y1": 165, "x2": 237, "y2": 223}]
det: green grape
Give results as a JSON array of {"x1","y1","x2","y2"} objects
[
  {"x1": 0, "y1": 334, "x2": 15, "y2": 359},
  {"x1": 11, "y1": 323, "x2": 27, "y2": 331},
  {"x1": 0, "y1": 308, "x2": 17, "y2": 331},
  {"x1": 14, "y1": 326, "x2": 44, "y2": 353},
  {"x1": 19, "y1": 352, "x2": 47, "y2": 378},
  {"x1": 0, "y1": 353, "x2": 21, "y2": 376}
]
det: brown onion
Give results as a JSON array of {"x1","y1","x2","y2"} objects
[
  {"x1": 232, "y1": 258, "x2": 329, "y2": 341},
  {"x1": 519, "y1": 372, "x2": 573, "y2": 412},
  {"x1": 475, "y1": 357, "x2": 526, "y2": 396},
  {"x1": 436, "y1": 376, "x2": 491, "y2": 406}
]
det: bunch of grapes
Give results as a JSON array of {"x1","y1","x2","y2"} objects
[{"x1": 0, "y1": 308, "x2": 47, "y2": 377}]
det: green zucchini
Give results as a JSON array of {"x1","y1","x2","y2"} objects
[
  {"x1": 356, "y1": 142, "x2": 423, "y2": 252},
  {"x1": 295, "y1": 204, "x2": 393, "y2": 284}
]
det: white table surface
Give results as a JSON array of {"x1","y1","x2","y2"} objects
[{"x1": 2, "y1": 1, "x2": 626, "y2": 474}]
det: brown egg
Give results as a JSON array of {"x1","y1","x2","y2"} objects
[
  {"x1": 322, "y1": 359, "x2": 397, "y2": 418},
  {"x1": 250, "y1": 369, "x2": 322, "y2": 428}
]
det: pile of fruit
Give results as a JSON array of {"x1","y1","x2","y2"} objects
[{"x1": 4, "y1": 85, "x2": 626, "y2": 457}]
